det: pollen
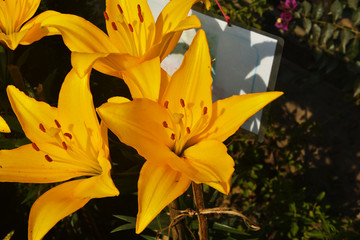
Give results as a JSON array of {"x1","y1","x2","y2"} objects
[
  {"x1": 162, "y1": 121, "x2": 168, "y2": 128},
  {"x1": 45, "y1": 155, "x2": 53, "y2": 162},
  {"x1": 137, "y1": 4, "x2": 144, "y2": 22},
  {"x1": 64, "y1": 132, "x2": 73, "y2": 140},
  {"x1": 171, "y1": 133, "x2": 175, "y2": 140},
  {"x1": 203, "y1": 107, "x2": 208, "y2": 115},
  {"x1": 128, "y1": 23, "x2": 134, "y2": 32},
  {"x1": 54, "y1": 119, "x2": 61, "y2": 128},
  {"x1": 117, "y1": 4, "x2": 123, "y2": 14},
  {"x1": 111, "y1": 22, "x2": 118, "y2": 31},
  {"x1": 180, "y1": 99, "x2": 185, "y2": 108},
  {"x1": 62, "y1": 141, "x2": 68, "y2": 150},
  {"x1": 186, "y1": 127, "x2": 191, "y2": 134},
  {"x1": 164, "y1": 101, "x2": 169, "y2": 109},
  {"x1": 104, "y1": 11, "x2": 109, "y2": 21},
  {"x1": 39, "y1": 123, "x2": 46, "y2": 133},
  {"x1": 32, "y1": 143, "x2": 40, "y2": 151}
]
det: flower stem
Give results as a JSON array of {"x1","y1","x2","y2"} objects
[
  {"x1": 169, "y1": 199, "x2": 185, "y2": 240},
  {"x1": 192, "y1": 183, "x2": 208, "y2": 240}
]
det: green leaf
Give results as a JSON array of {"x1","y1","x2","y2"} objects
[
  {"x1": 212, "y1": 222, "x2": 251, "y2": 236},
  {"x1": 320, "y1": 23, "x2": 335, "y2": 46},
  {"x1": 113, "y1": 215, "x2": 136, "y2": 223},
  {"x1": 352, "y1": 8, "x2": 360, "y2": 25},
  {"x1": 303, "y1": 1, "x2": 312, "y2": 16},
  {"x1": 290, "y1": 222, "x2": 299, "y2": 236},
  {"x1": 330, "y1": 0, "x2": 343, "y2": 22},
  {"x1": 348, "y1": 0, "x2": 359, "y2": 10},
  {"x1": 305, "y1": 230, "x2": 326, "y2": 238},
  {"x1": 303, "y1": 18, "x2": 312, "y2": 33},
  {"x1": 340, "y1": 29, "x2": 353, "y2": 53},
  {"x1": 354, "y1": 77, "x2": 360, "y2": 97},
  {"x1": 313, "y1": 3, "x2": 324, "y2": 20},
  {"x1": 141, "y1": 235, "x2": 157, "y2": 240},
  {"x1": 311, "y1": 24, "x2": 322, "y2": 43},
  {"x1": 346, "y1": 37, "x2": 360, "y2": 60},
  {"x1": 111, "y1": 223, "x2": 136, "y2": 233}
]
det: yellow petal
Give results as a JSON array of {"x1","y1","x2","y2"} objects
[
  {"x1": 6, "y1": 85, "x2": 58, "y2": 144},
  {"x1": 105, "y1": 0, "x2": 155, "y2": 57},
  {"x1": 0, "y1": 116, "x2": 10, "y2": 133},
  {"x1": 122, "y1": 57, "x2": 161, "y2": 100},
  {"x1": 97, "y1": 99, "x2": 175, "y2": 165},
  {"x1": 192, "y1": 92, "x2": 284, "y2": 143},
  {"x1": 71, "y1": 52, "x2": 109, "y2": 78},
  {"x1": 107, "y1": 96, "x2": 131, "y2": 104},
  {"x1": 182, "y1": 140, "x2": 234, "y2": 194},
  {"x1": 0, "y1": 144, "x2": 88, "y2": 183},
  {"x1": 40, "y1": 13, "x2": 118, "y2": 53},
  {"x1": 28, "y1": 179, "x2": 91, "y2": 240},
  {"x1": 136, "y1": 161, "x2": 191, "y2": 233},
  {"x1": 161, "y1": 30, "x2": 212, "y2": 134}
]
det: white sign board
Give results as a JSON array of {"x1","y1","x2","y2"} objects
[{"x1": 149, "y1": 0, "x2": 282, "y2": 135}]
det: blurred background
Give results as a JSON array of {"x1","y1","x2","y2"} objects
[{"x1": 1, "y1": 0, "x2": 360, "y2": 239}]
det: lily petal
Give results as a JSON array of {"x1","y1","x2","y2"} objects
[
  {"x1": 0, "y1": 144, "x2": 88, "y2": 183},
  {"x1": 192, "y1": 92, "x2": 284, "y2": 143},
  {"x1": 181, "y1": 140, "x2": 234, "y2": 194},
  {"x1": 0, "y1": 116, "x2": 10, "y2": 133},
  {"x1": 28, "y1": 179, "x2": 91, "y2": 240},
  {"x1": 136, "y1": 161, "x2": 191, "y2": 233},
  {"x1": 71, "y1": 52, "x2": 109, "y2": 78},
  {"x1": 97, "y1": 99, "x2": 175, "y2": 165},
  {"x1": 122, "y1": 57, "x2": 161, "y2": 100},
  {"x1": 6, "y1": 85, "x2": 58, "y2": 144},
  {"x1": 161, "y1": 30, "x2": 212, "y2": 133}
]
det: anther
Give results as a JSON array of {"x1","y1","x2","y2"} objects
[
  {"x1": 171, "y1": 133, "x2": 175, "y2": 140},
  {"x1": 203, "y1": 107, "x2": 208, "y2": 115},
  {"x1": 32, "y1": 143, "x2": 40, "y2": 151},
  {"x1": 45, "y1": 155, "x2": 53, "y2": 162},
  {"x1": 39, "y1": 123, "x2": 46, "y2": 133},
  {"x1": 128, "y1": 23, "x2": 134, "y2": 32},
  {"x1": 162, "y1": 121, "x2": 168, "y2": 128},
  {"x1": 180, "y1": 99, "x2": 185, "y2": 108},
  {"x1": 64, "y1": 133, "x2": 73, "y2": 139},
  {"x1": 104, "y1": 11, "x2": 109, "y2": 21},
  {"x1": 62, "y1": 141, "x2": 68, "y2": 150},
  {"x1": 117, "y1": 4, "x2": 123, "y2": 14},
  {"x1": 186, "y1": 127, "x2": 191, "y2": 134},
  {"x1": 137, "y1": 4, "x2": 144, "y2": 22},
  {"x1": 111, "y1": 22, "x2": 118, "y2": 31},
  {"x1": 54, "y1": 119, "x2": 61, "y2": 128},
  {"x1": 164, "y1": 101, "x2": 169, "y2": 109}
]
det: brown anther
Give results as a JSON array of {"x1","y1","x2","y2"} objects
[
  {"x1": 171, "y1": 133, "x2": 175, "y2": 140},
  {"x1": 39, "y1": 123, "x2": 46, "y2": 133},
  {"x1": 180, "y1": 99, "x2": 185, "y2": 108},
  {"x1": 111, "y1": 22, "x2": 118, "y2": 31},
  {"x1": 45, "y1": 155, "x2": 53, "y2": 162},
  {"x1": 104, "y1": 11, "x2": 109, "y2": 21},
  {"x1": 62, "y1": 141, "x2": 68, "y2": 150},
  {"x1": 54, "y1": 119, "x2": 61, "y2": 128},
  {"x1": 164, "y1": 101, "x2": 169, "y2": 109},
  {"x1": 203, "y1": 107, "x2": 208, "y2": 115},
  {"x1": 137, "y1": 4, "x2": 141, "y2": 12},
  {"x1": 162, "y1": 121, "x2": 168, "y2": 128},
  {"x1": 137, "y1": 4, "x2": 144, "y2": 22},
  {"x1": 128, "y1": 23, "x2": 133, "y2": 32},
  {"x1": 117, "y1": 4, "x2": 123, "y2": 14},
  {"x1": 186, "y1": 127, "x2": 191, "y2": 134},
  {"x1": 32, "y1": 143, "x2": 40, "y2": 151},
  {"x1": 64, "y1": 133, "x2": 73, "y2": 139}
]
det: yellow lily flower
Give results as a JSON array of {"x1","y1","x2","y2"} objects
[
  {"x1": 0, "y1": 116, "x2": 10, "y2": 133},
  {"x1": 0, "y1": 60, "x2": 119, "y2": 240},
  {"x1": 39, "y1": 0, "x2": 210, "y2": 79},
  {"x1": 97, "y1": 30, "x2": 283, "y2": 233},
  {"x1": 0, "y1": 0, "x2": 60, "y2": 50}
]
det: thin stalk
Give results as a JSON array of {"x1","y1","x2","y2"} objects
[
  {"x1": 169, "y1": 199, "x2": 185, "y2": 240},
  {"x1": 192, "y1": 183, "x2": 208, "y2": 240}
]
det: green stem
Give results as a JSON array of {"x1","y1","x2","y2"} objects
[{"x1": 192, "y1": 183, "x2": 208, "y2": 240}]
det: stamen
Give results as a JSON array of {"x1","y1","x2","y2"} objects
[
  {"x1": 62, "y1": 141, "x2": 68, "y2": 150},
  {"x1": 45, "y1": 155, "x2": 53, "y2": 162},
  {"x1": 203, "y1": 107, "x2": 208, "y2": 115},
  {"x1": 111, "y1": 22, "x2": 118, "y2": 31},
  {"x1": 180, "y1": 99, "x2": 185, "y2": 108},
  {"x1": 64, "y1": 132, "x2": 73, "y2": 139},
  {"x1": 32, "y1": 143, "x2": 40, "y2": 151},
  {"x1": 128, "y1": 23, "x2": 134, "y2": 32},
  {"x1": 171, "y1": 133, "x2": 175, "y2": 140},
  {"x1": 104, "y1": 11, "x2": 109, "y2": 21},
  {"x1": 137, "y1": 4, "x2": 144, "y2": 22},
  {"x1": 164, "y1": 101, "x2": 169, "y2": 109},
  {"x1": 117, "y1": 4, "x2": 123, "y2": 14},
  {"x1": 186, "y1": 127, "x2": 191, "y2": 134},
  {"x1": 39, "y1": 123, "x2": 46, "y2": 133},
  {"x1": 54, "y1": 119, "x2": 61, "y2": 128},
  {"x1": 162, "y1": 121, "x2": 168, "y2": 128}
]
